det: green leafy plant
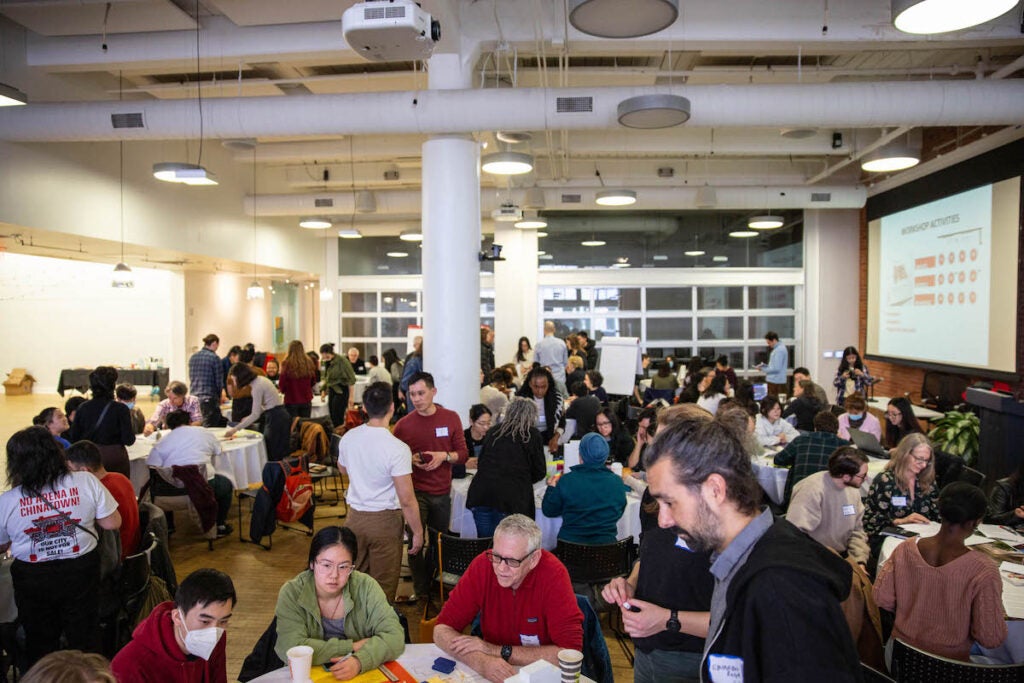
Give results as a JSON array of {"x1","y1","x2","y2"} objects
[{"x1": 928, "y1": 410, "x2": 980, "y2": 465}]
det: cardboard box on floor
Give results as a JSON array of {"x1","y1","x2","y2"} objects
[{"x1": 3, "y1": 368, "x2": 36, "y2": 395}]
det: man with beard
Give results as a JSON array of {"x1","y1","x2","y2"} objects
[{"x1": 645, "y1": 420, "x2": 860, "y2": 682}]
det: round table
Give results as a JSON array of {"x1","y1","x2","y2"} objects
[
  {"x1": 250, "y1": 643, "x2": 487, "y2": 682},
  {"x1": 127, "y1": 427, "x2": 267, "y2": 494}
]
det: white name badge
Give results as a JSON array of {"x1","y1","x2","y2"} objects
[
  {"x1": 892, "y1": 496, "x2": 908, "y2": 507},
  {"x1": 435, "y1": 426, "x2": 449, "y2": 437},
  {"x1": 675, "y1": 536, "x2": 692, "y2": 551},
  {"x1": 842, "y1": 504, "x2": 856, "y2": 516},
  {"x1": 708, "y1": 654, "x2": 744, "y2": 683},
  {"x1": 519, "y1": 634, "x2": 541, "y2": 647}
]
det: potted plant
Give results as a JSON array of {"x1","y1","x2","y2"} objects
[{"x1": 928, "y1": 410, "x2": 980, "y2": 465}]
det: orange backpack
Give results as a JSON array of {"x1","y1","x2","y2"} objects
[{"x1": 276, "y1": 457, "x2": 313, "y2": 523}]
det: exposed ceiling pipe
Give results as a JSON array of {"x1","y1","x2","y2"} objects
[
  {"x1": 1, "y1": 81, "x2": 1022, "y2": 142},
  {"x1": 246, "y1": 185, "x2": 867, "y2": 216}
]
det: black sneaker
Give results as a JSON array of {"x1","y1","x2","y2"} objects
[{"x1": 216, "y1": 524, "x2": 233, "y2": 538}]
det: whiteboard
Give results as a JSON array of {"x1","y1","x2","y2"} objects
[{"x1": 597, "y1": 337, "x2": 642, "y2": 396}]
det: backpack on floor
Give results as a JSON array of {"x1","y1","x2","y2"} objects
[{"x1": 275, "y1": 457, "x2": 313, "y2": 523}]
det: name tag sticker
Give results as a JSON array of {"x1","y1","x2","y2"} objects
[
  {"x1": 675, "y1": 537, "x2": 692, "y2": 551},
  {"x1": 842, "y1": 504, "x2": 856, "y2": 516},
  {"x1": 435, "y1": 426, "x2": 449, "y2": 438},
  {"x1": 527, "y1": 617, "x2": 538, "y2": 623},
  {"x1": 892, "y1": 496, "x2": 908, "y2": 507},
  {"x1": 708, "y1": 654, "x2": 744, "y2": 683},
  {"x1": 520, "y1": 634, "x2": 541, "y2": 647}
]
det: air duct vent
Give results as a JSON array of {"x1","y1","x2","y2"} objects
[
  {"x1": 556, "y1": 96, "x2": 593, "y2": 113},
  {"x1": 561, "y1": 193, "x2": 582, "y2": 203},
  {"x1": 810, "y1": 192, "x2": 831, "y2": 202},
  {"x1": 314, "y1": 198, "x2": 335, "y2": 208},
  {"x1": 111, "y1": 113, "x2": 144, "y2": 129},
  {"x1": 384, "y1": 169, "x2": 400, "y2": 181}
]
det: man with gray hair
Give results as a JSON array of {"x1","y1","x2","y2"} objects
[
  {"x1": 434, "y1": 514, "x2": 583, "y2": 682},
  {"x1": 532, "y1": 321, "x2": 569, "y2": 392},
  {"x1": 144, "y1": 380, "x2": 203, "y2": 435}
]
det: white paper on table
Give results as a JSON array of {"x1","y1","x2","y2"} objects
[
  {"x1": 998, "y1": 563, "x2": 1024, "y2": 618},
  {"x1": 563, "y1": 441, "x2": 580, "y2": 469},
  {"x1": 899, "y1": 522, "x2": 941, "y2": 537},
  {"x1": 965, "y1": 535, "x2": 995, "y2": 547},
  {"x1": 559, "y1": 419, "x2": 576, "y2": 444},
  {"x1": 999, "y1": 561, "x2": 1024, "y2": 576},
  {"x1": 979, "y1": 524, "x2": 1024, "y2": 543}
]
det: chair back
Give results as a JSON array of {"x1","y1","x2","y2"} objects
[
  {"x1": 958, "y1": 466, "x2": 986, "y2": 488},
  {"x1": 860, "y1": 663, "x2": 895, "y2": 682},
  {"x1": 148, "y1": 466, "x2": 217, "y2": 540},
  {"x1": 119, "y1": 532, "x2": 154, "y2": 603},
  {"x1": 554, "y1": 538, "x2": 636, "y2": 585},
  {"x1": 643, "y1": 387, "x2": 675, "y2": 405},
  {"x1": 890, "y1": 639, "x2": 1024, "y2": 682}
]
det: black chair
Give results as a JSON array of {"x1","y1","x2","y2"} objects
[
  {"x1": 890, "y1": 639, "x2": 1024, "y2": 682},
  {"x1": 958, "y1": 466, "x2": 986, "y2": 488},
  {"x1": 311, "y1": 432, "x2": 346, "y2": 515},
  {"x1": 144, "y1": 467, "x2": 219, "y2": 550},
  {"x1": 861, "y1": 662, "x2": 896, "y2": 682},
  {"x1": 425, "y1": 528, "x2": 493, "y2": 609}
]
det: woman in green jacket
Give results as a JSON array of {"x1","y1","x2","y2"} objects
[{"x1": 275, "y1": 526, "x2": 404, "y2": 680}]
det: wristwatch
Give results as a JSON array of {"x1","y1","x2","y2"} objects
[
  {"x1": 665, "y1": 610, "x2": 681, "y2": 633},
  {"x1": 500, "y1": 645, "x2": 513, "y2": 662}
]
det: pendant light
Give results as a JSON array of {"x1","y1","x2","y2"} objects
[
  {"x1": 892, "y1": 0, "x2": 1019, "y2": 34},
  {"x1": 246, "y1": 143, "x2": 264, "y2": 301},
  {"x1": 569, "y1": 0, "x2": 679, "y2": 38},
  {"x1": 112, "y1": 73, "x2": 133, "y2": 288},
  {"x1": 748, "y1": 214, "x2": 784, "y2": 230}
]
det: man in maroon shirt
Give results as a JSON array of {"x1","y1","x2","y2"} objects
[
  {"x1": 434, "y1": 514, "x2": 583, "y2": 682},
  {"x1": 392, "y1": 371, "x2": 468, "y2": 600}
]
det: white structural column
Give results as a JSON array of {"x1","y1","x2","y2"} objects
[
  {"x1": 320, "y1": 234, "x2": 340, "y2": 348},
  {"x1": 421, "y1": 52, "x2": 480, "y2": 424},
  {"x1": 493, "y1": 224, "x2": 539, "y2": 364}
]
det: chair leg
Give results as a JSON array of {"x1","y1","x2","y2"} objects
[{"x1": 607, "y1": 608, "x2": 634, "y2": 666}]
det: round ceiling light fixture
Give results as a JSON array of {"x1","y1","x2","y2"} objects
[
  {"x1": 514, "y1": 213, "x2": 548, "y2": 229},
  {"x1": 892, "y1": 0, "x2": 1019, "y2": 34},
  {"x1": 684, "y1": 249, "x2": 706, "y2": 256},
  {"x1": 581, "y1": 238, "x2": 607, "y2": 247},
  {"x1": 386, "y1": 251, "x2": 409, "y2": 258},
  {"x1": 481, "y1": 151, "x2": 534, "y2": 175},
  {"x1": 399, "y1": 230, "x2": 423, "y2": 242},
  {"x1": 569, "y1": 0, "x2": 679, "y2": 38},
  {"x1": 299, "y1": 217, "x2": 333, "y2": 229},
  {"x1": 729, "y1": 230, "x2": 759, "y2": 238},
  {"x1": 861, "y1": 137, "x2": 922, "y2": 173},
  {"x1": 748, "y1": 215, "x2": 784, "y2": 230},
  {"x1": 595, "y1": 189, "x2": 637, "y2": 206},
  {"x1": 617, "y1": 94, "x2": 691, "y2": 129}
]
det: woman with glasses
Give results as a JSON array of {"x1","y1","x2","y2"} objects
[
  {"x1": 883, "y1": 396, "x2": 923, "y2": 449},
  {"x1": 863, "y1": 433, "x2": 939, "y2": 557},
  {"x1": 463, "y1": 404, "x2": 492, "y2": 469},
  {"x1": 594, "y1": 407, "x2": 634, "y2": 466},
  {"x1": 275, "y1": 526, "x2": 404, "y2": 680}
]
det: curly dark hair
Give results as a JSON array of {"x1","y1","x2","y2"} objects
[{"x1": 6, "y1": 426, "x2": 70, "y2": 492}]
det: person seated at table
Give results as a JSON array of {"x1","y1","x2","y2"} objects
[
  {"x1": 787, "y1": 446, "x2": 870, "y2": 565},
  {"x1": 434, "y1": 515, "x2": 583, "y2": 682},
  {"x1": 226, "y1": 363, "x2": 291, "y2": 461},
  {"x1": 147, "y1": 410, "x2": 234, "y2": 537},
  {"x1": 115, "y1": 383, "x2": 147, "y2": 434},
  {"x1": 565, "y1": 355, "x2": 586, "y2": 394},
  {"x1": 347, "y1": 347, "x2": 367, "y2": 375},
  {"x1": 32, "y1": 406, "x2": 71, "y2": 448},
  {"x1": 279, "y1": 340, "x2": 318, "y2": 419},
  {"x1": 773, "y1": 411, "x2": 850, "y2": 508},
  {"x1": 863, "y1": 433, "x2": 939, "y2": 557},
  {"x1": 884, "y1": 397, "x2": 923, "y2": 449},
  {"x1": 264, "y1": 358, "x2": 280, "y2": 387},
  {"x1": 542, "y1": 433, "x2": 628, "y2": 545},
  {"x1": 366, "y1": 355, "x2": 391, "y2": 387},
  {"x1": 650, "y1": 360, "x2": 680, "y2": 394},
  {"x1": 716, "y1": 402, "x2": 760, "y2": 457},
  {"x1": 697, "y1": 373, "x2": 730, "y2": 416},
  {"x1": 66, "y1": 440, "x2": 140, "y2": 559},
  {"x1": 595, "y1": 407, "x2": 634, "y2": 466},
  {"x1": 873, "y1": 482, "x2": 1006, "y2": 662},
  {"x1": 112, "y1": 568, "x2": 235, "y2": 682},
  {"x1": 754, "y1": 395, "x2": 799, "y2": 448},
  {"x1": 677, "y1": 367, "x2": 711, "y2": 404},
  {"x1": 463, "y1": 404, "x2": 492, "y2": 471},
  {"x1": 793, "y1": 367, "x2": 830, "y2": 408},
  {"x1": 584, "y1": 370, "x2": 609, "y2": 405},
  {"x1": 987, "y1": 459, "x2": 1024, "y2": 528},
  {"x1": 516, "y1": 366, "x2": 565, "y2": 453},
  {"x1": 275, "y1": 526, "x2": 404, "y2": 680},
  {"x1": 0, "y1": 426, "x2": 121, "y2": 668},
  {"x1": 626, "y1": 406, "x2": 659, "y2": 471},
  {"x1": 565, "y1": 381, "x2": 601, "y2": 439},
  {"x1": 781, "y1": 379, "x2": 822, "y2": 432},
  {"x1": 837, "y1": 393, "x2": 882, "y2": 442},
  {"x1": 144, "y1": 381, "x2": 203, "y2": 435},
  {"x1": 479, "y1": 368, "x2": 510, "y2": 420},
  {"x1": 68, "y1": 365, "x2": 136, "y2": 477},
  {"x1": 467, "y1": 398, "x2": 547, "y2": 538},
  {"x1": 22, "y1": 650, "x2": 116, "y2": 683}
]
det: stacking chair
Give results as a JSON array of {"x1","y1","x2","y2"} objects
[
  {"x1": 310, "y1": 432, "x2": 346, "y2": 514},
  {"x1": 144, "y1": 466, "x2": 218, "y2": 550},
  {"x1": 890, "y1": 639, "x2": 1024, "y2": 682},
  {"x1": 860, "y1": 663, "x2": 896, "y2": 682},
  {"x1": 958, "y1": 466, "x2": 986, "y2": 488},
  {"x1": 428, "y1": 528, "x2": 493, "y2": 606}
]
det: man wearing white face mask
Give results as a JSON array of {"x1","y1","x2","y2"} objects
[{"x1": 112, "y1": 568, "x2": 236, "y2": 682}]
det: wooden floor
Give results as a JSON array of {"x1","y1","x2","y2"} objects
[{"x1": 0, "y1": 393, "x2": 636, "y2": 682}]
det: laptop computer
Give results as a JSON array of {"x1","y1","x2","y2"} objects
[
  {"x1": 848, "y1": 427, "x2": 888, "y2": 457},
  {"x1": 752, "y1": 383, "x2": 768, "y2": 402}
]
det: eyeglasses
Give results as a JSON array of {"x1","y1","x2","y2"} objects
[
  {"x1": 910, "y1": 454, "x2": 932, "y2": 465},
  {"x1": 886, "y1": 411, "x2": 901, "y2": 420},
  {"x1": 314, "y1": 559, "x2": 355, "y2": 574},
  {"x1": 595, "y1": 420, "x2": 612, "y2": 428},
  {"x1": 485, "y1": 549, "x2": 535, "y2": 568}
]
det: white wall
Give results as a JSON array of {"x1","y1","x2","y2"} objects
[
  {"x1": 0, "y1": 252, "x2": 184, "y2": 394},
  {"x1": 184, "y1": 271, "x2": 273, "y2": 358}
]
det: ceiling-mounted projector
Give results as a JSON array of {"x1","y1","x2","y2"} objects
[
  {"x1": 343, "y1": 0, "x2": 441, "y2": 62},
  {"x1": 491, "y1": 203, "x2": 523, "y2": 222}
]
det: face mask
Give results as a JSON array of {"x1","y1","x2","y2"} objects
[
  {"x1": 125, "y1": 402, "x2": 135, "y2": 410},
  {"x1": 178, "y1": 609, "x2": 224, "y2": 660},
  {"x1": 667, "y1": 361, "x2": 674, "y2": 369},
  {"x1": 848, "y1": 414, "x2": 864, "y2": 423}
]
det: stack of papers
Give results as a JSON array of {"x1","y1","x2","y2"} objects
[
  {"x1": 998, "y1": 562, "x2": 1024, "y2": 618},
  {"x1": 978, "y1": 524, "x2": 1024, "y2": 543}
]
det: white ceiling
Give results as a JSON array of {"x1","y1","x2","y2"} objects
[{"x1": 0, "y1": 0, "x2": 1022, "y2": 236}]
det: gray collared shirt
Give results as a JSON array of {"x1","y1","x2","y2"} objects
[{"x1": 703, "y1": 508, "x2": 775, "y2": 662}]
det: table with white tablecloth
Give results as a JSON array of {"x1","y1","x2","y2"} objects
[
  {"x1": 450, "y1": 475, "x2": 642, "y2": 550},
  {"x1": 127, "y1": 428, "x2": 268, "y2": 494},
  {"x1": 222, "y1": 379, "x2": 368, "y2": 422},
  {"x1": 251, "y1": 643, "x2": 487, "y2": 682},
  {"x1": 750, "y1": 451, "x2": 888, "y2": 505}
]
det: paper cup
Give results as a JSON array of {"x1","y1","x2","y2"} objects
[
  {"x1": 286, "y1": 645, "x2": 314, "y2": 683},
  {"x1": 558, "y1": 649, "x2": 583, "y2": 681},
  {"x1": 610, "y1": 462, "x2": 623, "y2": 477}
]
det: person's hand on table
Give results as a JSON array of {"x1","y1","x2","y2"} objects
[
  {"x1": 546, "y1": 474, "x2": 560, "y2": 488},
  {"x1": 327, "y1": 654, "x2": 361, "y2": 681},
  {"x1": 223, "y1": 427, "x2": 238, "y2": 439},
  {"x1": 547, "y1": 434, "x2": 561, "y2": 453},
  {"x1": 1014, "y1": 506, "x2": 1024, "y2": 520},
  {"x1": 448, "y1": 634, "x2": 492, "y2": 658},
  {"x1": 619, "y1": 598, "x2": 671, "y2": 639},
  {"x1": 143, "y1": 423, "x2": 155, "y2": 436},
  {"x1": 895, "y1": 513, "x2": 930, "y2": 525},
  {"x1": 480, "y1": 657, "x2": 516, "y2": 683},
  {"x1": 601, "y1": 576, "x2": 634, "y2": 607}
]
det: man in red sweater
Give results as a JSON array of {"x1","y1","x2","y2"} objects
[
  {"x1": 65, "y1": 440, "x2": 140, "y2": 559},
  {"x1": 434, "y1": 514, "x2": 583, "y2": 682},
  {"x1": 111, "y1": 568, "x2": 235, "y2": 682},
  {"x1": 392, "y1": 371, "x2": 468, "y2": 600}
]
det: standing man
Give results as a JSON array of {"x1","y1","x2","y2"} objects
[
  {"x1": 393, "y1": 372, "x2": 468, "y2": 602},
  {"x1": 339, "y1": 381, "x2": 424, "y2": 602},
  {"x1": 533, "y1": 321, "x2": 569, "y2": 395},
  {"x1": 320, "y1": 343, "x2": 356, "y2": 429},
  {"x1": 756, "y1": 331, "x2": 788, "y2": 397},
  {"x1": 188, "y1": 333, "x2": 226, "y2": 428},
  {"x1": 646, "y1": 420, "x2": 859, "y2": 681}
]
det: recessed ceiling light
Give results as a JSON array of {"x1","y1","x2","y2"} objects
[
  {"x1": 514, "y1": 214, "x2": 548, "y2": 229},
  {"x1": 581, "y1": 239, "x2": 607, "y2": 247},
  {"x1": 537, "y1": 250, "x2": 547, "y2": 255},
  {"x1": 595, "y1": 189, "x2": 637, "y2": 206},
  {"x1": 748, "y1": 215, "x2": 784, "y2": 230},
  {"x1": 729, "y1": 230, "x2": 759, "y2": 238},
  {"x1": 684, "y1": 249, "x2": 706, "y2": 256},
  {"x1": 611, "y1": 262, "x2": 632, "y2": 268},
  {"x1": 481, "y1": 151, "x2": 534, "y2": 175},
  {"x1": 386, "y1": 251, "x2": 408, "y2": 258},
  {"x1": 300, "y1": 217, "x2": 333, "y2": 229},
  {"x1": 377, "y1": 264, "x2": 390, "y2": 271},
  {"x1": 892, "y1": 0, "x2": 1018, "y2": 34},
  {"x1": 539, "y1": 254, "x2": 554, "y2": 260},
  {"x1": 617, "y1": 94, "x2": 691, "y2": 129},
  {"x1": 399, "y1": 230, "x2": 423, "y2": 241},
  {"x1": 780, "y1": 128, "x2": 818, "y2": 139}
]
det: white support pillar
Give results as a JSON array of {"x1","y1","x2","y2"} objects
[
  {"x1": 320, "y1": 234, "x2": 340, "y2": 347},
  {"x1": 493, "y1": 224, "x2": 539, "y2": 365},
  {"x1": 422, "y1": 52, "x2": 479, "y2": 425}
]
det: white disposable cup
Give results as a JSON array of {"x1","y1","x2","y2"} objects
[
  {"x1": 286, "y1": 645, "x2": 314, "y2": 682},
  {"x1": 558, "y1": 649, "x2": 583, "y2": 681},
  {"x1": 610, "y1": 462, "x2": 623, "y2": 476}
]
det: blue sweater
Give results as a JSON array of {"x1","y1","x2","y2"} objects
[{"x1": 542, "y1": 463, "x2": 628, "y2": 545}]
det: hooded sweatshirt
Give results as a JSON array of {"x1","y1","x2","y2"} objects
[
  {"x1": 701, "y1": 519, "x2": 860, "y2": 682},
  {"x1": 542, "y1": 434, "x2": 628, "y2": 544},
  {"x1": 111, "y1": 601, "x2": 227, "y2": 683}
]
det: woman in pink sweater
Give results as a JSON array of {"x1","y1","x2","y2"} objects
[{"x1": 873, "y1": 482, "x2": 1007, "y2": 662}]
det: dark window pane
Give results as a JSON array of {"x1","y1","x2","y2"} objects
[
  {"x1": 697, "y1": 287, "x2": 743, "y2": 310},
  {"x1": 594, "y1": 288, "x2": 640, "y2": 312},
  {"x1": 646, "y1": 318, "x2": 693, "y2": 341},
  {"x1": 646, "y1": 288, "x2": 693, "y2": 311},
  {"x1": 697, "y1": 346, "x2": 744, "y2": 371},
  {"x1": 696, "y1": 317, "x2": 744, "y2": 340},
  {"x1": 341, "y1": 292, "x2": 377, "y2": 313},
  {"x1": 381, "y1": 292, "x2": 418, "y2": 313},
  {"x1": 597, "y1": 317, "x2": 641, "y2": 337},
  {"x1": 749, "y1": 286, "x2": 795, "y2": 309},
  {"x1": 747, "y1": 316, "x2": 794, "y2": 339},
  {"x1": 645, "y1": 346, "x2": 695, "y2": 360},
  {"x1": 549, "y1": 319, "x2": 589, "y2": 338},
  {"x1": 381, "y1": 317, "x2": 418, "y2": 338},
  {"x1": 341, "y1": 318, "x2": 377, "y2": 337}
]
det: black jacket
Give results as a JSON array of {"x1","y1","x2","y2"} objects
[
  {"x1": 988, "y1": 477, "x2": 1024, "y2": 527},
  {"x1": 515, "y1": 385, "x2": 565, "y2": 443},
  {"x1": 69, "y1": 398, "x2": 136, "y2": 446},
  {"x1": 466, "y1": 428, "x2": 546, "y2": 516},
  {"x1": 781, "y1": 396, "x2": 821, "y2": 432},
  {"x1": 703, "y1": 519, "x2": 861, "y2": 682}
]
